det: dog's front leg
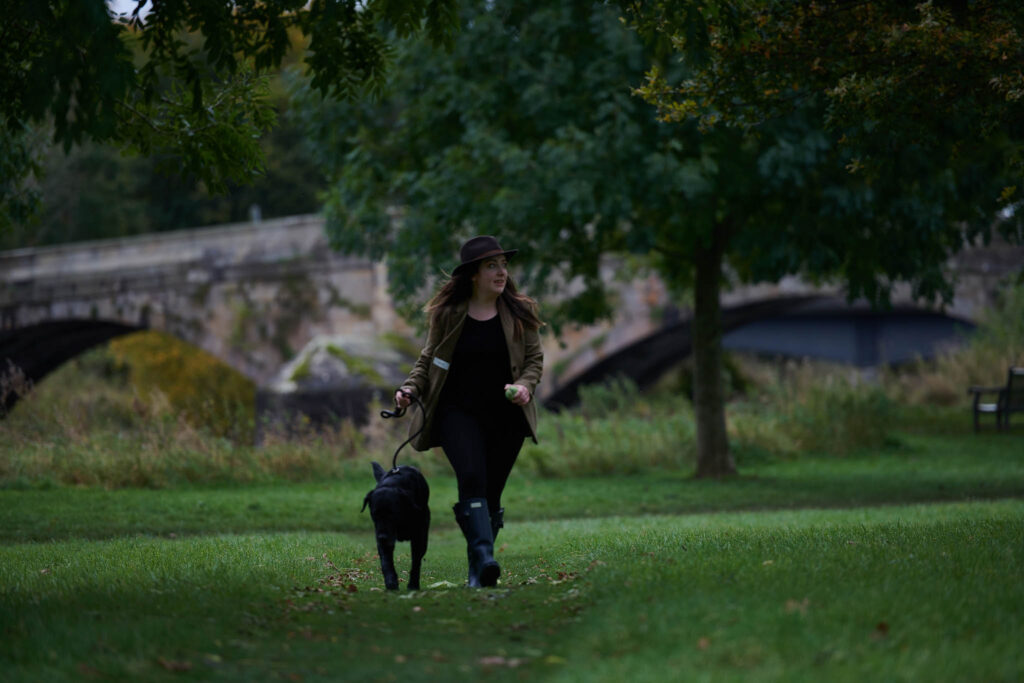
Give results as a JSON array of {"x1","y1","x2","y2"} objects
[
  {"x1": 408, "y1": 530, "x2": 428, "y2": 591},
  {"x1": 376, "y1": 533, "x2": 400, "y2": 590}
]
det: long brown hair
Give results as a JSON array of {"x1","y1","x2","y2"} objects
[{"x1": 426, "y1": 269, "x2": 543, "y2": 340}]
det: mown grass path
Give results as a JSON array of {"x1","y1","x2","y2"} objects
[{"x1": 2, "y1": 432, "x2": 1022, "y2": 681}]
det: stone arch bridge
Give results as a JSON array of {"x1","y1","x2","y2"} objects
[{"x1": 2, "y1": 214, "x2": 1020, "y2": 418}]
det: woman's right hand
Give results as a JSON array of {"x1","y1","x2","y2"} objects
[{"x1": 394, "y1": 390, "x2": 412, "y2": 410}]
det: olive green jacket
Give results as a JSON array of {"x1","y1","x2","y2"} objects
[{"x1": 400, "y1": 298, "x2": 543, "y2": 451}]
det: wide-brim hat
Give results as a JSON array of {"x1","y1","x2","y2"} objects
[{"x1": 452, "y1": 235, "x2": 518, "y2": 276}]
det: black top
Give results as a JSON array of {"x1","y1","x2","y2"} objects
[{"x1": 438, "y1": 315, "x2": 519, "y2": 422}]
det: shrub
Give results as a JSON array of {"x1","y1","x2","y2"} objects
[{"x1": 109, "y1": 330, "x2": 255, "y2": 439}]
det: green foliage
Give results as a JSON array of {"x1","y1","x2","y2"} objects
[
  {"x1": 623, "y1": 0, "x2": 1024, "y2": 474},
  {"x1": 109, "y1": 331, "x2": 256, "y2": 440},
  {"x1": 0, "y1": 126, "x2": 45, "y2": 234},
  {"x1": 0, "y1": 108, "x2": 325, "y2": 250},
  {"x1": 298, "y1": 0, "x2": 684, "y2": 327},
  {"x1": 656, "y1": 351, "x2": 750, "y2": 402},
  {"x1": 0, "y1": 0, "x2": 460, "y2": 233},
  {"x1": 630, "y1": 0, "x2": 1024, "y2": 304},
  {"x1": 633, "y1": 1, "x2": 1024, "y2": 176},
  {"x1": 300, "y1": 0, "x2": 1024, "y2": 478}
]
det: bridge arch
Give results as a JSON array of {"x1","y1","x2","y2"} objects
[
  {"x1": 542, "y1": 296, "x2": 977, "y2": 409},
  {"x1": 0, "y1": 319, "x2": 141, "y2": 414}
]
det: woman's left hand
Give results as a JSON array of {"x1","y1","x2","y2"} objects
[{"x1": 504, "y1": 384, "x2": 531, "y2": 406}]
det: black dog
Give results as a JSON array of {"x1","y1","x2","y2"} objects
[{"x1": 361, "y1": 461, "x2": 430, "y2": 590}]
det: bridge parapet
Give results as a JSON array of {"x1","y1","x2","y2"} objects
[{"x1": 1, "y1": 215, "x2": 403, "y2": 387}]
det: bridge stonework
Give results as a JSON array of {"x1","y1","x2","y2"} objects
[
  {"x1": 0, "y1": 216, "x2": 402, "y2": 392},
  {"x1": 2, "y1": 214, "x2": 1022, "y2": 414}
]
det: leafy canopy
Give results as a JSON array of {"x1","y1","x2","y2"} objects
[
  {"x1": 0, "y1": 0, "x2": 459, "y2": 202},
  {"x1": 298, "y1": 0, "x2": 699, "y2": 326},
  {"x1": 631, "y1": 0, "x2": 1024, "y2": 196},
  {"x1": 629, "y1": 0, "x2": 1024, "y2": 302}
]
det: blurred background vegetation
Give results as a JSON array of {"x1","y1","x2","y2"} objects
[
  {"x1": 0, "y1": 68, "x2": 324, "y2": 251},
  {"x1": 2, "y1": 1, "x2": 1022, "y2": 488},
  {"x1": 2, "y1": 282, "x2": 1020, "y2": 489}
]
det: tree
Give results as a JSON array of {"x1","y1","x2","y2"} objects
[
  {"x1": 0, "y1": 76, "x2": 328, "y2": 250},
  {"x1": 626, "y1": 0, "x2": 1024, "y2": 473},
  {"x1": 298, "y1": 0, "x2": 683, "y2": 325},
  {"x1": 299, "y1": 0, "x2": 839, "y2": 477},
  {"x1": 306, "y1": 0, "x2": 1022, "y2": 478},
  {"x1": 630, "y1": 0, "x2": 1024, "y2": 184},
  {"x1": 0, "y1": 0, "x2": 459, "y2": 229}
]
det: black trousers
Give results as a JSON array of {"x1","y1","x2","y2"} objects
[{"x1": 436, "y1": 403, "x2": 525, "y2": 514}]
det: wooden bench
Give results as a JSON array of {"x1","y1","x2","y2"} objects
[{"x1": 969, "y1": 366, "x2": 1024, "y2": 432}]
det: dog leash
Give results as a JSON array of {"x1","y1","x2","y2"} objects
[{"x1": 380, "y1": 389, "x2": 425, "y2": 471}]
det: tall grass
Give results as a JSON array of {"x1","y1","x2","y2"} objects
[
  {"x1": 2, "y1": 283, "x2": 1021, "y2": 487},
  {"x1": 0, "y1": 347, "x2": 414, "y2": 488},
  {"x1": 523, "y1": 378, "x2": 697, "y2": 477},
  {"x1": 885, "y1": 282, "x2": 1024, "y2": 405}
]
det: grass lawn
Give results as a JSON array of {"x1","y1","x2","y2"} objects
[{"x1": 1, "y1": 432, "x2": 1023, "y2": 681}]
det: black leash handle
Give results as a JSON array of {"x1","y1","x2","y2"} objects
[{"x1": 381, "y1": 389, "x2": 424, "y2": 470}]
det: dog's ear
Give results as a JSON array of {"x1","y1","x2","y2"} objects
[
  {"x1": 361, "y1": 490, "x2": 373, "y2": 513},
  {"x1": 372, "y1": 461, "x2": 386, "y2": 482}
]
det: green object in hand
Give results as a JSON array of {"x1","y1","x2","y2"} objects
[{"x1": 505, "y1": 386, "x2": 518, "y2": 401}]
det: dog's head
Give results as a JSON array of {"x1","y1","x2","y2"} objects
[{"x1": 361, "y1": 461, "x2": 429, "y2": 514}]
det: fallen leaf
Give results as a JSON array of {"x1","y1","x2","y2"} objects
[
  {"x1": 697, "y1": 637, "x2": 711, "y2": 650},
  {"x1": 872, "y1": 621, "x2": 890, "y2": 640},
  {"x1": 346, "y1": 584, "x2": 358, "y2": 593},
  {"x1": 40, "y1": 568, "x2": 51, "y2": 575},
  {"x1": 412, "y1": 606, "x2": 423, "y2": 612},
  {"x1": 395, "y1": 655, "x2": 407, "y2": 663},
  {"x1": 762, "y1": 560, "x2": 774, "y2": 566}
]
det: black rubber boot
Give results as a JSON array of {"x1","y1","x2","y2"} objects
[
  {"x1": 453, "y1": 499, "x2": 500, "y2": 588},
  {"x1": 491, "y1": 507, "x2": 504, "y2": 544}
]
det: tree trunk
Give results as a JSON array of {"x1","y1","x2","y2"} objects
[{"x1": 693, "y1": 225, "x2": 736, "y2": 478}]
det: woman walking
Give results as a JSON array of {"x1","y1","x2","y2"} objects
[{"x1": 394, "y1": 236, "x2": 544, "y2": 587}]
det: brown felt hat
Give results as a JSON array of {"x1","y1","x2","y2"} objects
[{"x1": 452, "y1": 235, "x2": 518, "y2": 276}]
